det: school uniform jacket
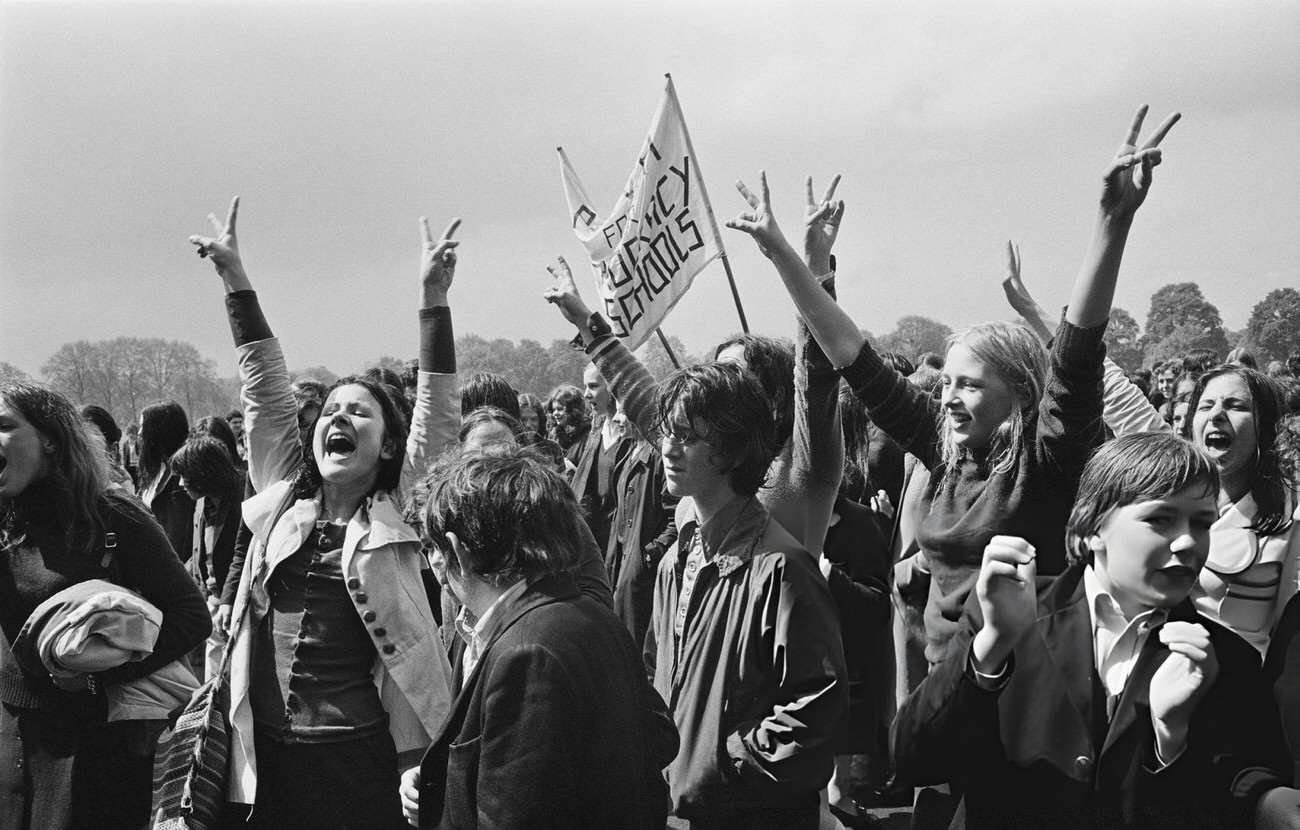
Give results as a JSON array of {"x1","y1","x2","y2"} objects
[
  {"x1": 417, "y1": 572, "x2": 678, "y2": 830},
  {"x1": 892, "y1": 562, "x2": 1290, "y2": 830}
]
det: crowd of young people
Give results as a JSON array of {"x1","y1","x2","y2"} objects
[{"x1": 2, "y1": 103, "x2": 1300, "y2": 830}]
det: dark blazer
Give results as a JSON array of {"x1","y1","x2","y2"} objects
[
  {"x1": 892, "y1": 562, "x2": 1290, "y2": 830},
  {"x1": 571, "y1": 428, "x2": 676, "y2": 647},
  {"x1": 419, "y1": 572, "x2": 678, "y2": 830},
  {"x1": 822, "y1": 495, "x2": 891, "y2": 752}
]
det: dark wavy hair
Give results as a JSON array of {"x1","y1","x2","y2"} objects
[
  {"x1": 192, "y1": 415, "x2": 241, "y2": 463},
  {"x1": 1065, "y1": 432, "x2": 1220, "y2": 566},
  {"x1": 714, "y1": 333, "x2": 795, "y2": 448},
  {"x1": 79, "y1": 405, "x2": 122, "y2": 448},
  {"x1": 290, "y1": 376, "x2": 408, "y2": 501},
  {"x1": 138, "y1": 400, "x2": 190, "y2": 492},
  {"x1": 656, "y1": 362, "x2": 779, "y2": 497},
  {"x1": 461, "y1": 373, "x2": 521, "y2": 421},
  {"x1": 838, "y1": 382, "x2": 872, "y2": 503},
  {"x1": 421, "y1": 447, "x2": 586, "y2": 587},
  {"x1": 171, "y1": 436, "x2": 243, "y2": 501},
  {"x1": 1, "y1": 383, "x2": 109, "y2": 556},
  {"x1": 546, "y1": 384, "x2": 589, "y2": 448},
  {"x1": 1185, "y1": 365, "x2": 1297, "y2": 535},
  {"x1": 517, "y1": 393, "x2": 547, "y2": 441},
  {"x1": 1182, "y1": 349, "x2": 1221, "y2": 376}
]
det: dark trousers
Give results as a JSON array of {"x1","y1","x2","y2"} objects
[
  {"x1": 669, "y1": 795, "x2": 820, "y2": 830},
  {"x1": 221, "y1": 728, "x2": 407, "y2": 830},
  {"x1": 0, "y1": 699, "x2": 153, "y2": 830}
]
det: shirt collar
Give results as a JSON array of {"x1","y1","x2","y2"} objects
[
  {"x1": 455, "y1": 578, "x2": 530, "y2": 650},
  {"x1": 1082, "y1": 565, "x2": 1168, "y2": 637}
]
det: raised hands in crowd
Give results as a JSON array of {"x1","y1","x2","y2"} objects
[{"x1": 12, "y1": 101, "x2": 1300, "y2": 830}]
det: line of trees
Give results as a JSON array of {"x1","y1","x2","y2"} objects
[
  {"x1": 7, "y1": 283, "x2": 1296, "y2": 425},
  {"x1": 34, "y1": 338, "x2": 235, "y2": 429},
  {"x1": 10, "y1": 333, "x2": 703, "y2": 429}
]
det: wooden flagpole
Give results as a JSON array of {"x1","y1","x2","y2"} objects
[
  {"x1": 666, "y1": 73, "x2": 749, "y2": 334},
  {"x1": 655, "y1": 327, "x2": 682, "y2": 370}
]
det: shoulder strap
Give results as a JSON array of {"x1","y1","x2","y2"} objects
[{"x1": 213, "y1": 486, "x2": 296, "y2": 680}]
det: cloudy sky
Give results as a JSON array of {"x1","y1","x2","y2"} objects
[{"x1": 3, "y1": 1, "x2": 1297, "y2": 380}]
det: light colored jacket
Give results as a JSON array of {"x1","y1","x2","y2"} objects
[
  {"x1": 14, "y1": 579, "x2": 199, "y2": 722},
  {"x1": 225, "y1": 337, "x2": 458, "y2": 805}
]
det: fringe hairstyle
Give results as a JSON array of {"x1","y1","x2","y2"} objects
[
  {"x1": 656, "y1": 362, "x2": 780, "y2": 498},
  {"x1": 937, "y1": 322, "x2": 1047, "y2": 476},
  {"x1": 1185, "y1": 365, "x2": 1297, "y2": 536},
  {"x1": 290, "y1": 376, "x2": 409, "y2": 502},
  {"x1": 1065, "y1": 433, "x2": 1219, "y2": 566}
]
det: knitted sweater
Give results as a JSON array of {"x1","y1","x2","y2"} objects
[{"x1": 839, "y1": 320, "x2": 1106, "y2": 664}]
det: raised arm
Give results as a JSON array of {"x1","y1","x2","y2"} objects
[
  {"x1": 729, "y1": 173, "x2": 943, "y2": 468},
  {"x1": 765, "y1": 176, "x2": 846, "y2": 553},
  {"x1": 402, "y1": 217, "x2": 462, "y2": 496},
  {"x1": 1065, "y1": 105, "x2": 1180, "y2": 327},
  {"x1": 1002, "y1": 240, "x2": 1167, "y2": 436},
  {"x1": 190, "y1": 198, "x2": 299, "y2": 492},
  {"x1": 726, "y1": 172, "x2": 864, "y2": 368},
  {"x1": 542, "y1": 257, "x2": 661, "y2": 441}
]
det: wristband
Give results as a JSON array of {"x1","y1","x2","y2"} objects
[{"x1": 569, "y1": 312, "x2": 614, "y2": 352}]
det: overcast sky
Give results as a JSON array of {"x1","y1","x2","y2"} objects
[{"x1": 3, "y1": 0, "x2": 1297, "y2": 380}]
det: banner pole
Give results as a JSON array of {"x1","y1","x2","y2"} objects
[
  {"x1": 665, "y1": 73, "x2": 749, "y2": 335},
  {"x1": 655, "y1": 328, "x2": 682, "y2": 370},
  {"x1": 718, "y1": 254, "x2": 749, "y2": 334}
]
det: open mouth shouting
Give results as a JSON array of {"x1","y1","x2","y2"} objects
[
  {"x1": 324, "y1": 431, "x2": 357, "y2": 459},
  {"x1": 1200, "y1": 428, "x2": 1232, "y2": 455}
]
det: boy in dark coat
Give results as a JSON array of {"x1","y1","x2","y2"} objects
[{"x1": 892, "y1": 434, "x2": 1298, "y2": 829}]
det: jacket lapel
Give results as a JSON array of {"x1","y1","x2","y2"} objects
[
  {"x1": 1038, "y1": 566, "x2": 1096, "y2": 743},
  {"x1": 429, "y1": 573, "x2": 581, "y2": 747}
]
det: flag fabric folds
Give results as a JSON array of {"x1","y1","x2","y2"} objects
[{"x1": 559, "y1": 75, "x2": 724, "y2": 350}]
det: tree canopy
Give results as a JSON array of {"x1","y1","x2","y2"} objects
[{"x1": 1244, "y1": 287, "x2": 1300, "y2": 364}]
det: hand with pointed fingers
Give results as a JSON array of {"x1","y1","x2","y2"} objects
[
  {"x1": 1100, "y1": 105, "x2": 1181, "y2": 218},
  {"x1": 542, "y1": 256, "x2": 594, "y2": 328},
  {"x1": 725, "y1": 171, "x2": 790, "y2": 260},
  {"x1": 1149, "y1": 621, "x2": 1219, "y2": 732},
  {"x1": 971, "y1": 535, "x2": 1038, "y2": 674},
  {"x1": 189, "y1": 197, "x2": 248, "y2": 288},
  {"x1": 420, "y1": 217, "x2": 461, "y2": 307},
  {"x1": 804, "y1": 174, "x2": 844, "y2": 275}
]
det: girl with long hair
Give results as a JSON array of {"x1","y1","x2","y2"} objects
[
  {"x1": 726, "y1": 105, "x2": 1181, "y2": 662},
  {"x1": 0, "y1": 382, "x2": 209, "y2": 829},
  {"x1": 1183, "y1": 364, "x2": 1300, "y2": 655},
  {"x1": 189, "y1": 198, "x2": 455, "y2": 829},
  {"x1": 171, "y1": 436, "x2": 245, "y2": 678},
  {"x1": 137, "y1": 399, "x2": 196, "y2": 560}
]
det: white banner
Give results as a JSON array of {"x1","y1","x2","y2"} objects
[{"x1": 559, "y1": 76, "x2": 724, "y2": 349}]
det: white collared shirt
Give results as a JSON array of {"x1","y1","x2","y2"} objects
[
  {"x1": 457, "y1": 578, "x2": 529, "y2": 679},
  {"x1": 1083, "y1": 565, "x2": 1168, "y2": 720}
]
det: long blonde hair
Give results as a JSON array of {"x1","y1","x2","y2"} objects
[{"x1": 937, "y1": 322, "x2": 1047, "y2": 475}]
